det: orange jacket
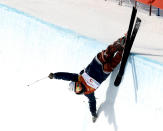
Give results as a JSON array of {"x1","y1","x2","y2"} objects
[{"x1": 78, "y1": 75, "x2": 95, "y2": 95}]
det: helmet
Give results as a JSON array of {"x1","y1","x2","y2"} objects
[{"x1": 69, "y1": 82, "x2": 85, "y2": 95}]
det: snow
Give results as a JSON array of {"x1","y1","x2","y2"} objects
[
  {"x1": 0, "y1": 1, "x2": 163, "y2": 131},
  {"x1": 0, "y1": 0, "x2": 163, "y2": 62}
]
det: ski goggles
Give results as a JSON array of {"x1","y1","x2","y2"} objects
[
  {"x1": 75, "y1": 82, "x2": 83, "y2": 94},
  {"x1": 69, "y1": 81, "x2": 84, "y2": 95}
]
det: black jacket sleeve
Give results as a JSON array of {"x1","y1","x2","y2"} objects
[
  {"x1": 84, "y1": 93, "x2": 96, "y2": 116},
  {"x1": 53, "y1": 72, "x2": 79, "y2": 82}
]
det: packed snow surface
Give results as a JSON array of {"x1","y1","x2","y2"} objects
[{"x1": 0, "y1": 1, "x2": 163, "y2": 131}]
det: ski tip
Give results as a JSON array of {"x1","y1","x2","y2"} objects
[{"x1": 114, "y1": 75, "x2": 122, "y2": 87}]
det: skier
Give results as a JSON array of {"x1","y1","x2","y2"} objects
[{"x1": 48, "y1": 36, "x2": 126, "y2": 122}]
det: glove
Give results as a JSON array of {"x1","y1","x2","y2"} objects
[
  {"x1": 115, "y1": 36, "x2": 126, "y2": 47},
  {"x1": 48, "y1": 73, "x2": 54, "y2": 79},
  {"x1": 113, "y1": 37, "x2": 125, "y2": 52}
]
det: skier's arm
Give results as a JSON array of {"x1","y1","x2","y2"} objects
[
  {"x1": 49, "y1": 72, "x2": 79, "y2": 82},
  {"x1": 84, "y1": 93, "x2": 97, "y2": 116}
]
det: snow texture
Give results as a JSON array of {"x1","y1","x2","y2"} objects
[{"x1": 0, "y1": 1, "x2": 163, "y2": 131}]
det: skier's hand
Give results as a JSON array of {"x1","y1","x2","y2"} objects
[
  {"x1": 48, "y1": 73, "x2": 54, "y2": 79},
  {"x1": 113, "y1": 38, "x2": 125, "y2": 51}
]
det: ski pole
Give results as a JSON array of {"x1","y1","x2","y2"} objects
[{"x1": 27, "y1": 76, "x2": 48, "y2": 87}]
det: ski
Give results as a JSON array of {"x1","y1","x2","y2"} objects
[
  {"x1": 114, "y1": 7, "x2": 138, "y2": 87},
  {"x1": 114, "y1": 17, "x2": 141, "y2": 87},
  {"x1": 114, "y1": 7, "x2": 137, "y2": 86}
]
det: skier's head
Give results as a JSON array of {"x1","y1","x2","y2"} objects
[{"x1": 69, "y1": 82, "x2": 85, "y2": 95}]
